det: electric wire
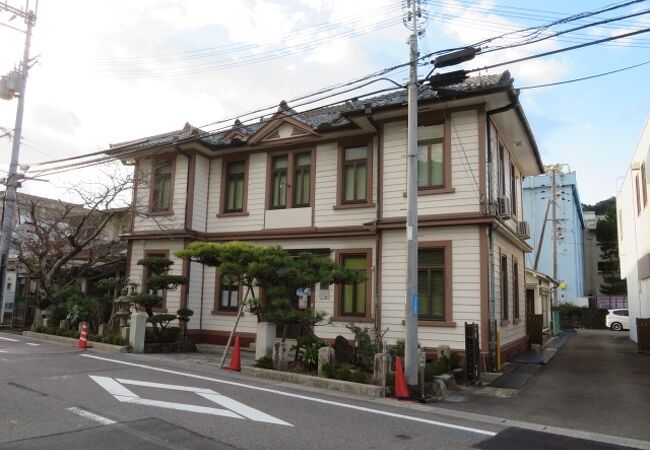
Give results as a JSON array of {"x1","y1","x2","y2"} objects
[{"x1": 518, "y1": 59, "x2": 650, "y2": 90}]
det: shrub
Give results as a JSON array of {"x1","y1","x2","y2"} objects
[
  {"x1": 255, "y1": 356, "x2": 274, "y2": 369},
  {"x1": 350, "y1": 370, "x2": 368, "y2": 384},
  {"x1": 321, "y1": 363, "x2": 337, "y2": 379},
  {"x1": 345, "y1": 324, "x2": 375, "y2": 372},
  {"x1": 337, "y1": 367, "x2": 352, "y2": 381},
  {"x1": 302, "y1": 342, "x2": 327, "y2": 370},
  {"x1": 45, "y1": 303, "x2": 68, "y2": 325},
  {"x1": 425, "y1": 354, "x2": 459, "y2": 379}
]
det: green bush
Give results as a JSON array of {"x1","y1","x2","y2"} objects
[
  {"x1": 425, "y1": 353, "x2": 459, "y2": 379},
  {"x1": 350, "y1": 370, "x2": 368, "y2": 384},
  {"x1": 145, "y1": 326, "x2": 180, "y2": 344},
  {"x1": 45, "y1": 303, "x2": 68, "y2": 325},
  {"x1": 302, "y1": 342, "x2": 327, "y2": 370},
  {"x1": 337, "y1": 367, "x2": 352, "y2": 381},
  {"x1": 321, "y1": 363, "x2": 337, "y2": 379},
  {"x1": 254, "y1": 356, "x2": 274, "y2": 369}
]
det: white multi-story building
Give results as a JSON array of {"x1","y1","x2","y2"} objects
[
  {"x1": 617, "y1": 117, "x2": 650, "y2": 343},
  {"x1": 109, "y1": 71, "x2": 544, "y2": 366}
]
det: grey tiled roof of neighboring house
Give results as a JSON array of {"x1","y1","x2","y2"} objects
[{"x1": 108, "y1": 71, "x2": 514, "y2": 154}]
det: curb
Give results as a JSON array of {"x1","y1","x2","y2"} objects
[
  {"x1": 22, "y1": 331, "x2": 130, "y2": 353},
  {"x1": 241, "y1": 366, "x2": 383, "y2": 398}
]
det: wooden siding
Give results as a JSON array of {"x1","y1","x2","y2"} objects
[
  {"x1": 381, "y1": 226, "x2": 482, "y2": 350},
  {"x1": 382, "y1": 110, "x2": 482, "y2": 218},
  {"x1": 206, "y1": 154, "x2": 266, "y2": 232},
  {"x1": 133, "y1": 155, "x2": 187, "y2": 232},
  {"x1": 192, "y1": 154, "x2": 210, "y2": 232},
  {"x1": 493, "y1": 231, "x2": 527, "y2": 345},
  {"x1": 313, "y1": 141, "x2": 378, "y2": 228},
  {"x1": 128, "y1": 239, "x2": 186, "y2": 313}
]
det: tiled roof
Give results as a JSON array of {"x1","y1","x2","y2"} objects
[{"x1": 109, "y1": 71, "x2": 513, "y2": 153}]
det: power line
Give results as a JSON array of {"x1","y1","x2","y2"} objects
[
  {"x1": 467, "y1": 26, "x2": 650, "y2": 74},
  {"x1": 519, "y1": 59, "x2": 650, "y2": 90}
]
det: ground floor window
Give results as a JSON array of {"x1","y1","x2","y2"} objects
[
  {"x1": 215, "y1": 271, "x2": 240, "y2": 312},
  {"x1": 417, "y1": 247, "x2": 445, "y2": 320},
  {"x1": 335, "y1": 250, "x2": 371, "y2": 319}
]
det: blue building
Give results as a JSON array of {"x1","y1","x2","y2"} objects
[{"x1": 523, "y1": 170, "x2": 586, "y2": 305}]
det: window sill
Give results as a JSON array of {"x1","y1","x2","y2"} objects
[
  {"x1": 330, "y1": 315, "x2": 373, "y2": 323},
  {"x1": 402, "y1": 187, "x2": 455, "y2": 197},
  {"x1": 418, "y1": 320, "x2": 456, "y2": 327},
  {"x1": 148, "y1": 210, "x2": 175, "y2": 217},
  {"x1": 512, "y1": 318, "x2": 521, "y2": 324},
  {"x1": 500, "y1": 319, "x2": 510, "y2": 326},
  {"x1": 217, "y1": 211, "x2": 249, "y2": 218},
  {"x1": 211, "y1": 310, "x2": 238, "y2": 316},
  {"x1": 333, "y1": 202, "x2": 376, "y2": 210}
]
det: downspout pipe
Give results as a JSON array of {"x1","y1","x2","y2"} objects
[{"x1": 485, "y1": 96, "x2": 517, "y2": 370}]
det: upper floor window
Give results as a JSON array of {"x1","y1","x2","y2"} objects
[
  {"x1": 500, "y1": 253, "x2": 509, "y2": 321},
  {"x1": 223, "y1": 160, "x2": 246, "y2": 213},
  {"x1": 642, "y1": 163, "x2": 647, "y2": 208},
  {"x1": 342, "y1": 145, "x2": 369, "y2": 203},
  {"x1": 499, "y1": 145, "x2": 506, "y2": 195},
  {"x1": 269, "y1": 151, "x2": 312, "y2": 209},
  {"x1": 151, "y1": 158, "x2": 173, "y2": 213},
  {"x1": 417, "y1": 123, "x2": 444, "y2": 188}
]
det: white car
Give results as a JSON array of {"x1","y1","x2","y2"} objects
[{"x1": 606, "y1": 309, "x2": 630, "y2": 331}]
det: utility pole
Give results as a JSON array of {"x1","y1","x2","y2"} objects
[
  {"x1": 0, "y1": 1, "x2": 37, "y2": 323},
  {"x1": 403, "y1": 0, "x2": 422, "y2": 387},
  {"x1": 551, "y1": 166, "x2": 558, "y2": 283}
]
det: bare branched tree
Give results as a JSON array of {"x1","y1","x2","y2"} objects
[{"x1": 11, "y1": 171, "x2": 134, "y2": 308}]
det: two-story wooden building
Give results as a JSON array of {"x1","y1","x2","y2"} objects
[{"x1": 109, "y1": 71, "x2": 543, "y2": 367}]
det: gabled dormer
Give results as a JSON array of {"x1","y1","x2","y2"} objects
[{"x1": 247, "y1": 100, "x2": 319, "y2": 145}]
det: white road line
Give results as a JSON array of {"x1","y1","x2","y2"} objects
[
  {"x1": 0, "y1": 336, "x2": 19, "y2": 342},
  {"x1": 66, "y1": 407, "x2": 116, "y2": 425},
  {"x1": 90, "y1": 375, "x2": 139, "y2": 398},
  {"x1": 26, "y1": 343, "x2": 40, "y2": 346},
  {"x1": 119, "y1": 396, "x2": 244, "y2": 419},
  {"x1": 81, "y1": 354, "x2": 495, "y2": 437},
  {"x1": 198, "y1": 392, "x2": 292, "y2": 426},
  {"x1": 116, "y1": 378, "x2": 216, "y2": 394}
]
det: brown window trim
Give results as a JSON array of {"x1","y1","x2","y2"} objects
[
  {"x1": 416, "y1": 120, "x2": 452, "y2": 194},
  {"x1": 500, "y1": 251, "x2": 509, "y2": 321},
  {"x1": 148, "y1": 155, "x2": 176, "y2": 215},
  {"x1": 219, "y1": 157, "x2": 249, "y2": 215},
  {"x1": 332, "y1": 248, "x2": 372, "y2": 322},
  {"x1": 336, "y1": 140, "x2": 374, "y2": 208},
  {"x1": 212, "y1": 269, "x2": 243, "y2": 316},
  {"x1": 642, "y1": 163, "x2": 648, "y2": 208},
  {"x1": 265, "y1": 148, "x2": 315, "y2": 210},
  {"x1": 416, "y1": 240, "x2": 453, "y2": 324},
  {"x1": 142, "y1": 249, "x2": 169, "y2": 313},
  {"x1": 513, "y1": 257, "x2": 520, "y2": 320}
]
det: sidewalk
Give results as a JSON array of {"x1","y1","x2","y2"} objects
[{"x1": 441, "y1": 329, "x2": 650, "y2": 442}]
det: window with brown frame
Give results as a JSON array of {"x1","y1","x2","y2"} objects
[
  {"x1": 417, "y1": 123, "x2": 446, "y2": 191},
  {"x1": 268, "y1": 151, "x2": 312, "y2": 209},
  {"x1": 417, "y1": 247, "x2": 445, "y2": 320},
  {"x1": 334, "y1": 250, "x2": 371, "y2": 319},
  {"x1": 501, "y1": 253, "x2": 509, "y2": 321},
  {"x1": 150, "y1": 158, "x2": 173, "y2": 213},
  {"x1": 636, "y1": 175, "x2": 641, "y2": 216},
  {"x1": 642, "y1": 163, "x2": 647, "y2": 208},
  {"x1": 224, "y1": 160, "x2": 246, "y2": 213},
  {"x1": 214, "y1": 270, "x2": 240, "y2": 313},
  {"x1": 513, "y1": 258, "x2": 520, "y2": 320},
  {"x1": 342, "y1": 145, "x2": 369, "y2": 204},
  {"x1": 510, "y1": 164, "x2": 517, "y2": 217}
]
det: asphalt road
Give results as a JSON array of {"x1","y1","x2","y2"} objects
[{"x1": 0, "y1": 332, "x2": 646, "y2": 450}]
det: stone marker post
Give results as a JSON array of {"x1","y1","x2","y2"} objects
[
  {"x1": 129, "y1": 311, "x2": 147, "y2": 353},
  {"x1": 255, "y1": 322, "x2": 276, "y2": 360},
  {"x1": 317, "y1": 346, "x2": 335, "y2": 377}
]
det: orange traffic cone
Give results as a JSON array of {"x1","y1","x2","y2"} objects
[
  {"x1": 394, "y1": 356, "x2": 410, "y2": 399},
  {"x1": 228, "y1": 336, "x2": 241, "y2": 371},
  {"x1": 77, "y1": 322, "x2": 89, "y2": 349}
]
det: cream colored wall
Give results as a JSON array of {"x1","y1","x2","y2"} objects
[
  {"x1": 129, "y1": 239, "x2": 186, "y2": 313},
  {"x1": 193, "y1": 236, "x2": 377, "y2": 341},
  {"x1": 381, "y1": 226, "x2": 482, "y2": 350},
  {"x1": 133, "y1": 155, "x2": 187, "y2": 232},
  {"x1": 382, "y1": 110, "x2": 482, "y2": 218},
  {"x1": 191, "y1": 154, "x2": 210, "y2": 232},
  {"x1": 206, "y1": 154, "x2": 266, "y2": 232},
  {"x1": 313, "y1": 140, "x2": 378, "y2": 228},
  {"x1": 493, "y1": 232, "x2": 526, "y2": 346}
]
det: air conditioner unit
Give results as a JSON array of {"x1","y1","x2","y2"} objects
[
  {"x1": 517, "y1": 221, "x2": 531, "y2": 240},
  {"x1": 496, "y1": 196, "x2": 511, "y2": 219}
]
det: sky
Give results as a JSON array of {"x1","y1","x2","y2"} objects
[{"x1": 0, "y1": 0, "x2": 649, "y2": 205}]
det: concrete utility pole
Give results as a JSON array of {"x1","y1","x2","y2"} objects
[
  {"x1": 403, "y1": 0, "x2": 421, "y2": 386},
  {"x1": 0, "y1": 2, "x2": 37, "y2": 323}
]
